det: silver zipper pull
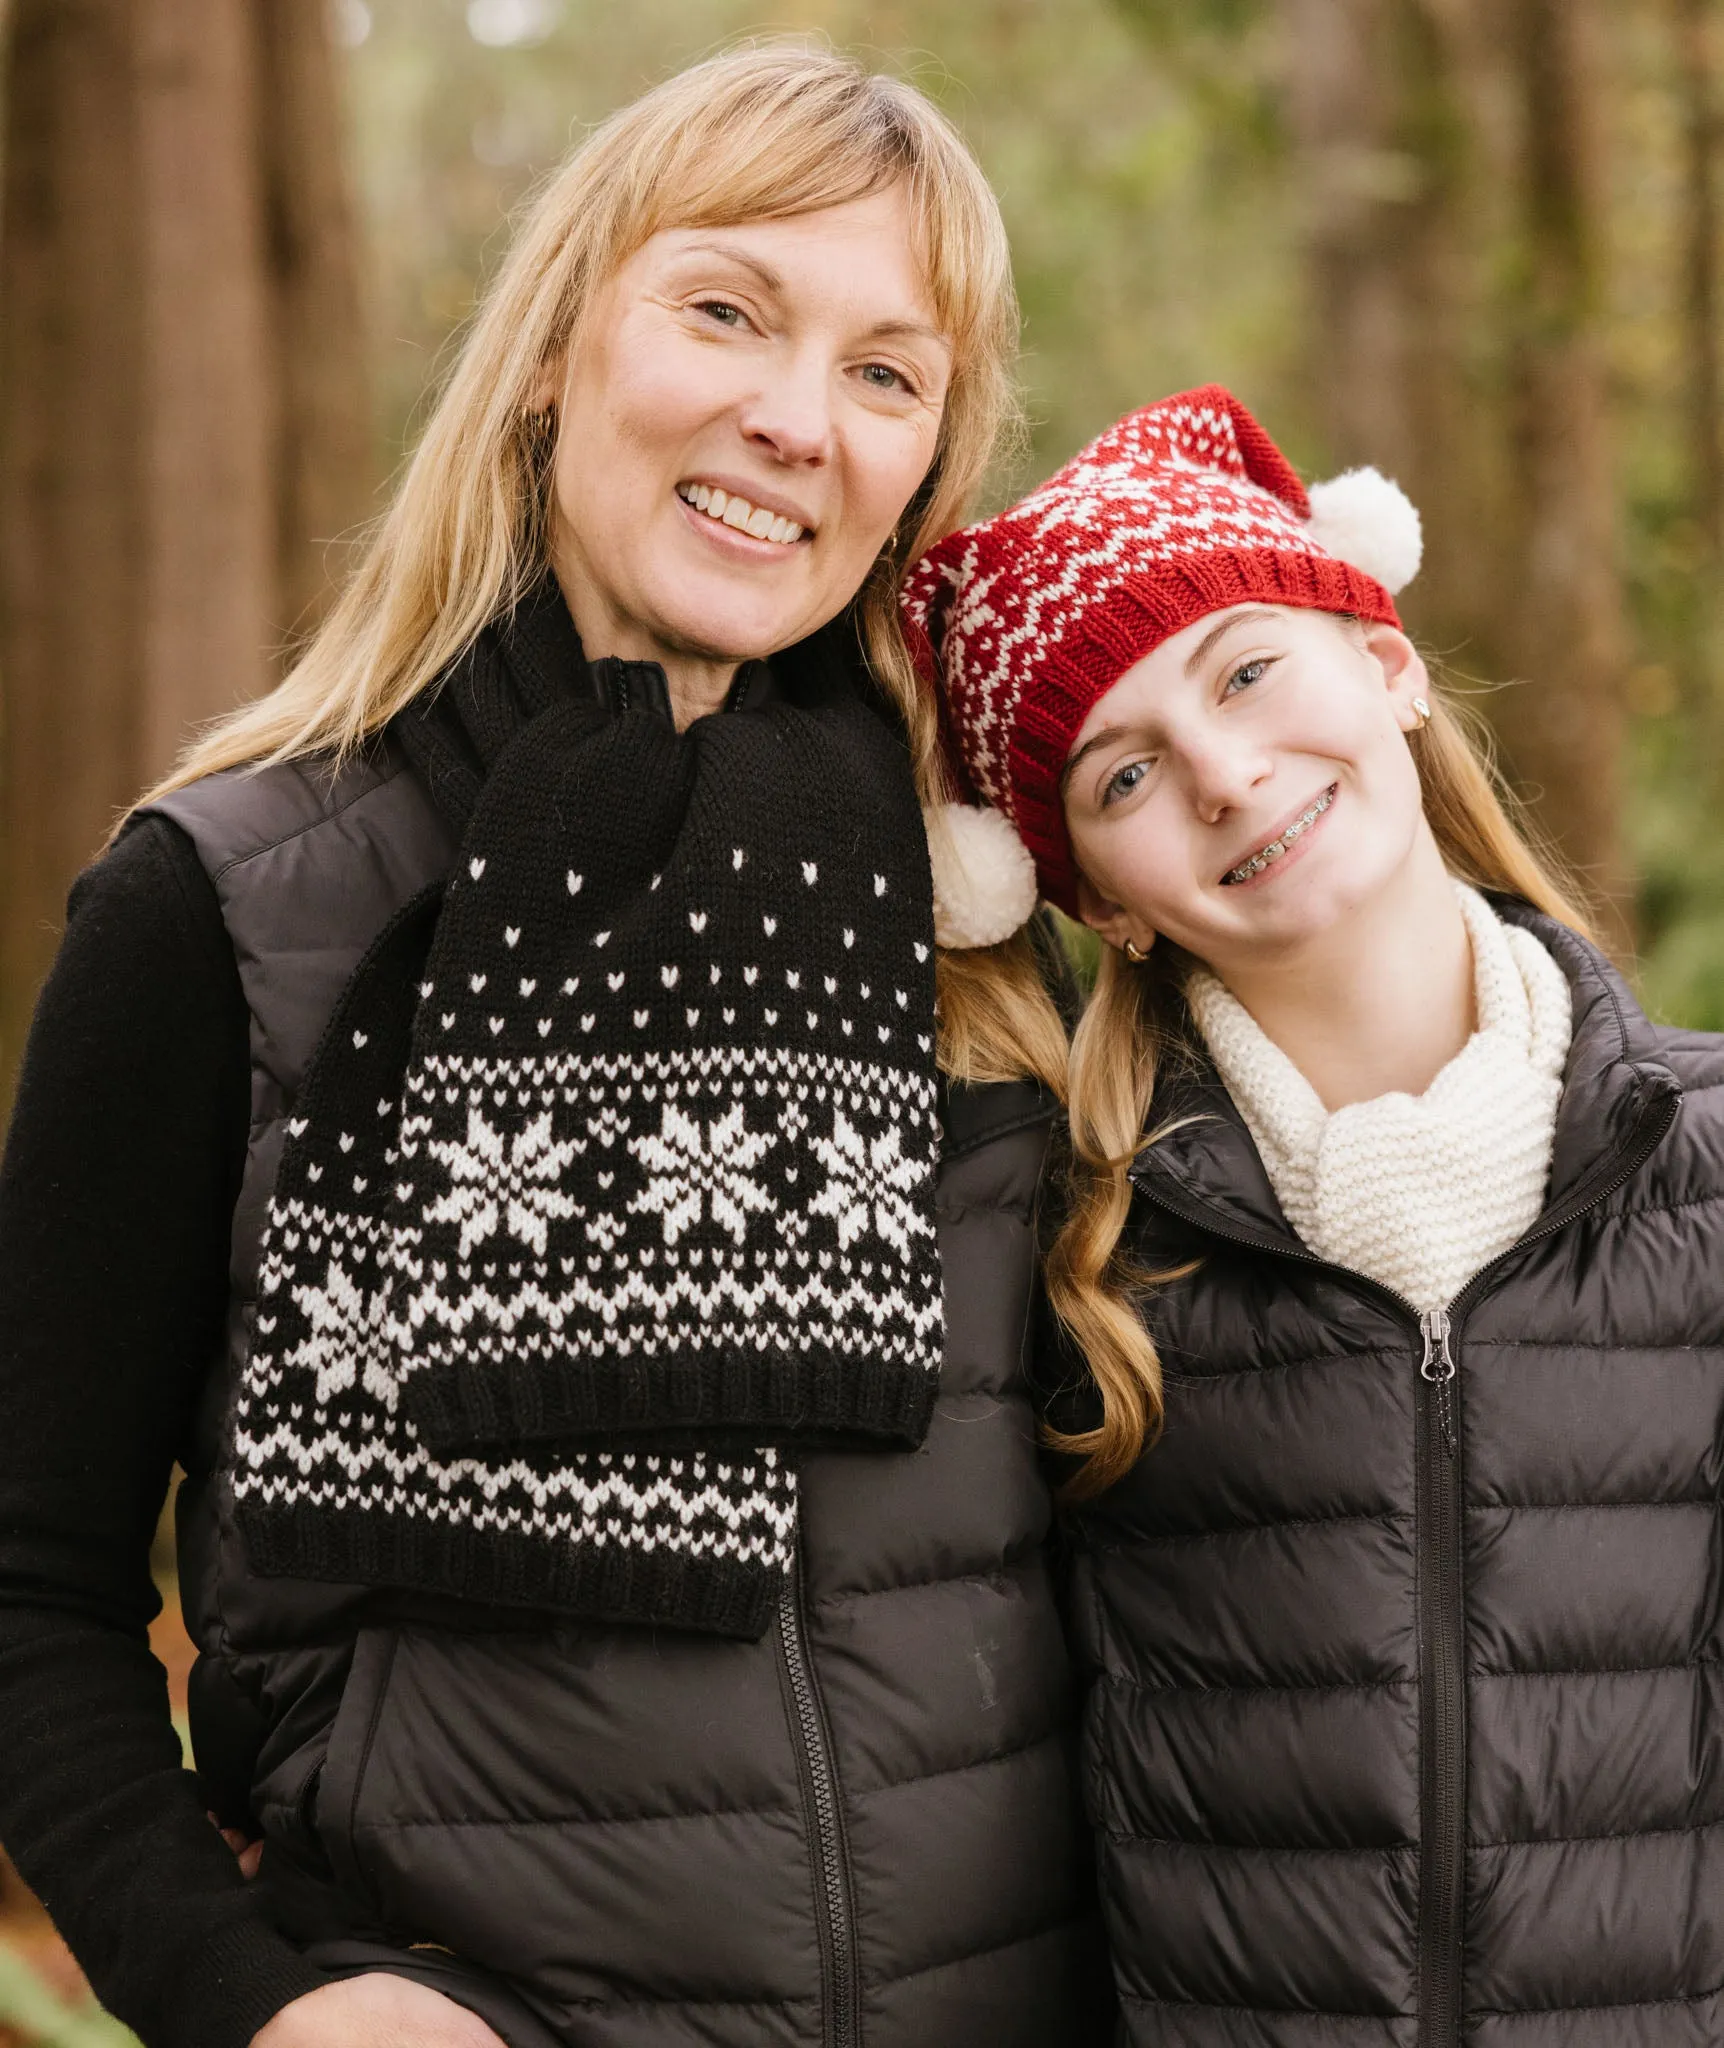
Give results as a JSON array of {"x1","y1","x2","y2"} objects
[
  {"x1": 1419, "y1": 1308, "x2": 1456, "y2": 1382},
  {"x1": 1419, "y1": 1306, "x2": 1460, "y2": 1458}
]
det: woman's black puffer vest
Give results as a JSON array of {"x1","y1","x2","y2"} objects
[
  {"x1": 147, "y1": 733, "x2": 1105, "y2": 2048},
  {"x1": 1061, "y1": 904, "x2": 1724, "y2": 2047}
]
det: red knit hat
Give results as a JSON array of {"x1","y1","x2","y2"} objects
[{"x1": 904, "y1": 385, "x2": 1422, "y2": 921}]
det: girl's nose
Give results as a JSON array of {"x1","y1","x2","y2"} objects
[{"x1": 1183, "y1": 732, "x2": 1273, "y2": 822}]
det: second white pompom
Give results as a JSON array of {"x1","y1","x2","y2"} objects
[
  {"x1": 1305, "y1": 467, "x2": 1424, "y2": 595},
  {"x1": 924, "y1": 803, "x2": 1038, "y2": 950}
]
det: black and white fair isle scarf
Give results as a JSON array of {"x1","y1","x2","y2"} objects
[{"x1": 231, "y1": 588, "x2": 941, "y2": 1639}]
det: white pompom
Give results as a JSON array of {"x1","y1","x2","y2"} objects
[
  {"x1": 1304, "y1": 466, "x2": 1424, "y2": 595},
  {"x1": 924, "y1": 802, "x2": 1038, "y2": 949}
]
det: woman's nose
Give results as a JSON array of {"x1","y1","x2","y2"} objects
[{"x1": 738, "y1": 353, "x2": 834, "y2": 467}]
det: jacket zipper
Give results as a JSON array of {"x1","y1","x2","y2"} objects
[
  {"x1": 1414, "y1": 1305, "x2": 1464, "y2": 2048},
  {"x1": 1127, "y1": 1081, "x2": 1677, "y2": 2048},
  {"x1": 778, "y1": 1557, "x2": 860, "y2": 2048}
]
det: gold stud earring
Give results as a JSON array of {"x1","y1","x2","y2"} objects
[
  {"x1": 1123, "y1": 937, "x2": 1151, "y2": 964},
  {"x1": 1411, "y1": 697, "x2": 1432, "y2": 728}
]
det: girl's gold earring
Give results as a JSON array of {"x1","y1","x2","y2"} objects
[
  {"x1": 1411, "y1": 697, "x2": 1432, "y2": 728},
  {"x1": 1122, "y1": 937, "x2": 1151, "y2": 964}
]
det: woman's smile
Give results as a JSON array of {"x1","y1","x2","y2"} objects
[
  {"x1": 674, "y1": 478, "x2": 812, "y2": 548},
  {"x1": 543, "y1": 188, "x2": 950, "y2": 724}
]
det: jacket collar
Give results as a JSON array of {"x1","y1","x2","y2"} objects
[{"x1": 1129, "y1": 898, "x2": 1682, "y2": 1259}]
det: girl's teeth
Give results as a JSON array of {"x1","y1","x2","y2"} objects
[
  {"x1": 678, "y1": 482, "x2": 805, "y2": 545},
  {"x1": 1225, "y1": 789, "x2": 1334, "y2": 884}
]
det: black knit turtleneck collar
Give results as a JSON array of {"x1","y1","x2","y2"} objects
[{"x1": 393, "y1": 579, "x2": 790, "y2": 836}]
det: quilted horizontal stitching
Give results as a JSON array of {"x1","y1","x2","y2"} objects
[
  {"x1": 1473, "y1": 1813, "x2": 1724, "y2": 1851},
  {"x1": 1107, "y1": 1830, "x2": 1413, "y2": 1857},
  {"x1": 1159, "y1": 1344, "x2": 1410, "y2": 1387},
  {"x1": 1118, "y1": 1990, "x2": 1402, "y2": 2022},
  {"x1": 874, "y1": 1913, "x2": 1092, "y2": 1992},
  {"x1": 858, "y1": 1728, "x2": 1063, "y2": 1799},
  {"x1": 1467, "y1": 1497, "x2": 1716, "y2": 1513},
  {"x1": 1105, "y1": 1670, "x2": 1414, "y2": 1700},
  {"x1": 1469, "y1": 1336, "x2": 1724, "y2": 1351},
  {"x1": 209, "y1": 764, "x2": 395, "y2": 878},
  {"x1": 1473, "y1": 1655, "x2": 1720, "y2": 1680},
  {"x1": 353, "y1": 1798, "x2": 799, "y2": 1834},
  {"x1": 562, "y1": 1990, "x2": 817, "y2": 2013},
  {"x1": 821, "y1": 1553, "x2": 1037, "y2": 1607},
  {"x1": 1086, "y1": 1508, "x2": 1406, "y2": 1554},
  {"x1": 1470, "y1": 1979, "x2": 1724, "y2": 2019},
  {"x1": 1586, "y1": 1190, "x2": 1724, "y2": 1225}
]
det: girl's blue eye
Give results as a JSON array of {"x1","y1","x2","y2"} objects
[
  {"x1": 1102, "y1": 760, "x2": 1150, "y2": 807},
  {"x1": 1224, "y1": 657, "x2": 1270, "y2": 695}
]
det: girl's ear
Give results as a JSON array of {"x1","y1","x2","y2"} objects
[
  {"x1": 1360, "y1": 621, "x2": 1433, "y2": 732},
  {"x1": 1075, "y1": 870, "x2": 1155, "y2": 961}
]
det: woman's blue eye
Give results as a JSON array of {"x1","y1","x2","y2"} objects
[
  {"x1": 1102, "y1": 760, "x2": 1150, "y2": 806},
  {"x1": 859, "y1": 363, "x2": 904, "y2": 390},
  {"x1": 1224, "y1": 657, "x2": 1270, "y2": 694},
  {"x1": 698, "y1": 301, "x2": 745, "y2": 326}
]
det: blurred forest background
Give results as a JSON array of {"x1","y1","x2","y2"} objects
[{"x1": 0, "y1": 0, "x2": 1721, "y2": 2037}]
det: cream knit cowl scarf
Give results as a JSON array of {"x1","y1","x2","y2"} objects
[{"x1": 1185, "y1": 884, "x2": 1573, "y2": 1312}]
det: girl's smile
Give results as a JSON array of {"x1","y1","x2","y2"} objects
[{"x1": 1217, "y1": 781, "x2": 1337, "y2": 886}]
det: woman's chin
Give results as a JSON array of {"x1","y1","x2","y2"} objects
[{"x1": 650, "y1": 589, "x2": 827, "y2": 665}]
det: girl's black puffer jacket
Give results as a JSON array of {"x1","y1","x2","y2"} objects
[{"x1": 1061, "y1": 903, "x2": 1724, "y2": 2047}]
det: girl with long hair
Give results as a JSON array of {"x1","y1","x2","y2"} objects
[
  {"x1": 907, "y1": 385, "x2": 1724, "y2": 2043},
  {"x1": 0, "y1": 45, "x2": 1103, "y2": 2048}
]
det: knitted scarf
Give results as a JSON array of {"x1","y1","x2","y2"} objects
[
  {"x1": 1186, "y1": 881, "x2": 1573, "y2": 1312},
  {"x1": 231, "y1": 585, "x2": 943, "y2": 1639}
]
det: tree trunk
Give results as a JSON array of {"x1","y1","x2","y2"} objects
[
  {"x1": 1278, "y1": 0, "x2": 1632, "y2": 950},
  {"x1": 1492, "y1": 0, "x2": 1632, "y2": 945},
  {"x1": 1676, "y1": 0, "x2": 1724, "y2": 561},
  {"x1": 1278, "y1": 0, "x2": 1500, "y2": 655},
  {"x1": 0, "y1": 0, "x2": 371, "y2": 1094},
  {"x1": 0, "y1": 0, "x2": 149, "y2": 1090},
  {"x1": 135, "y1": 0, "x2": 279, "y2": 775},
  {"x1": 257, "y1": 0, "x2": 374, "y2": 646}
]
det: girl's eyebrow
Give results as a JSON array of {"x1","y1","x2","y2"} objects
[
  {"x1": 1182, "y1": 606, "x2": 1284, "y2": 675},
  {"x1": 1060, "y1": 724, "x2": 1129, "y2": 796}
]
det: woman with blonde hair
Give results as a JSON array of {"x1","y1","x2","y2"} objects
[
  {"x1": 0, "y1": 45, "x2": 1103, "y2": 2048},
  {"x1": 909, "y1": 383, "x2": 1724, "y2": 2042}
]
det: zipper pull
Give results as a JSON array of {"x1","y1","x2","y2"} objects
[
  {"x1": 1419, "y1": 1308, "x2": 1455, "y2": 1382},
  {"x1": 1419, "y1": 1308, "x2": 1459, "y2": 1458}
]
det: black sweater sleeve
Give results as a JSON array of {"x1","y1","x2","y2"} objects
[{"x1": 0, "y1": 816, "x2": 327, "y2": 2048}]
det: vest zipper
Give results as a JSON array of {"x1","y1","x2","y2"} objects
[
  {"x1": 778, "y1": 1558, "x2": 860, "y2": 2048},
  {"x1": 1127, "y1": 1078, "x2": 1678, "y2": 2048},
  {"x1": 1415, "y1": 1306, "x2": 1464, "y2": 2048}
]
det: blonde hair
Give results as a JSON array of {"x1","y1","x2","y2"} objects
[
  {"x1": 1046, "y1": 682, "x2": 1598, "y2": 1495},
  {"x1": 141, "y1": 41, "x2": 1064, "y2": 1094}
]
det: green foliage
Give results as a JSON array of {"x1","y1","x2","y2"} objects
[{"x1": 0, "y1": 1950, "x2": 138, "y2": 2048}]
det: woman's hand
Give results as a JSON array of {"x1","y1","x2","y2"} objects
[
  {"x1": 250, "y1": 1974, "x2": 511, "y2": 2046},
  {"x1": 207, "y1": 1808, "x2": 262, "y2": 1880}
]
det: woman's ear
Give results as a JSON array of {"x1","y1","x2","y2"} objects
[
  {"x1": 1359, "y1": 621, "x2": 1432, "y2": 732},
  {"x1": 526, "y1": 352, "x2": 567, "y2": 417},
  {"x1": 1075, "y1": 870, "x2": 1155, "y2": 961}
]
